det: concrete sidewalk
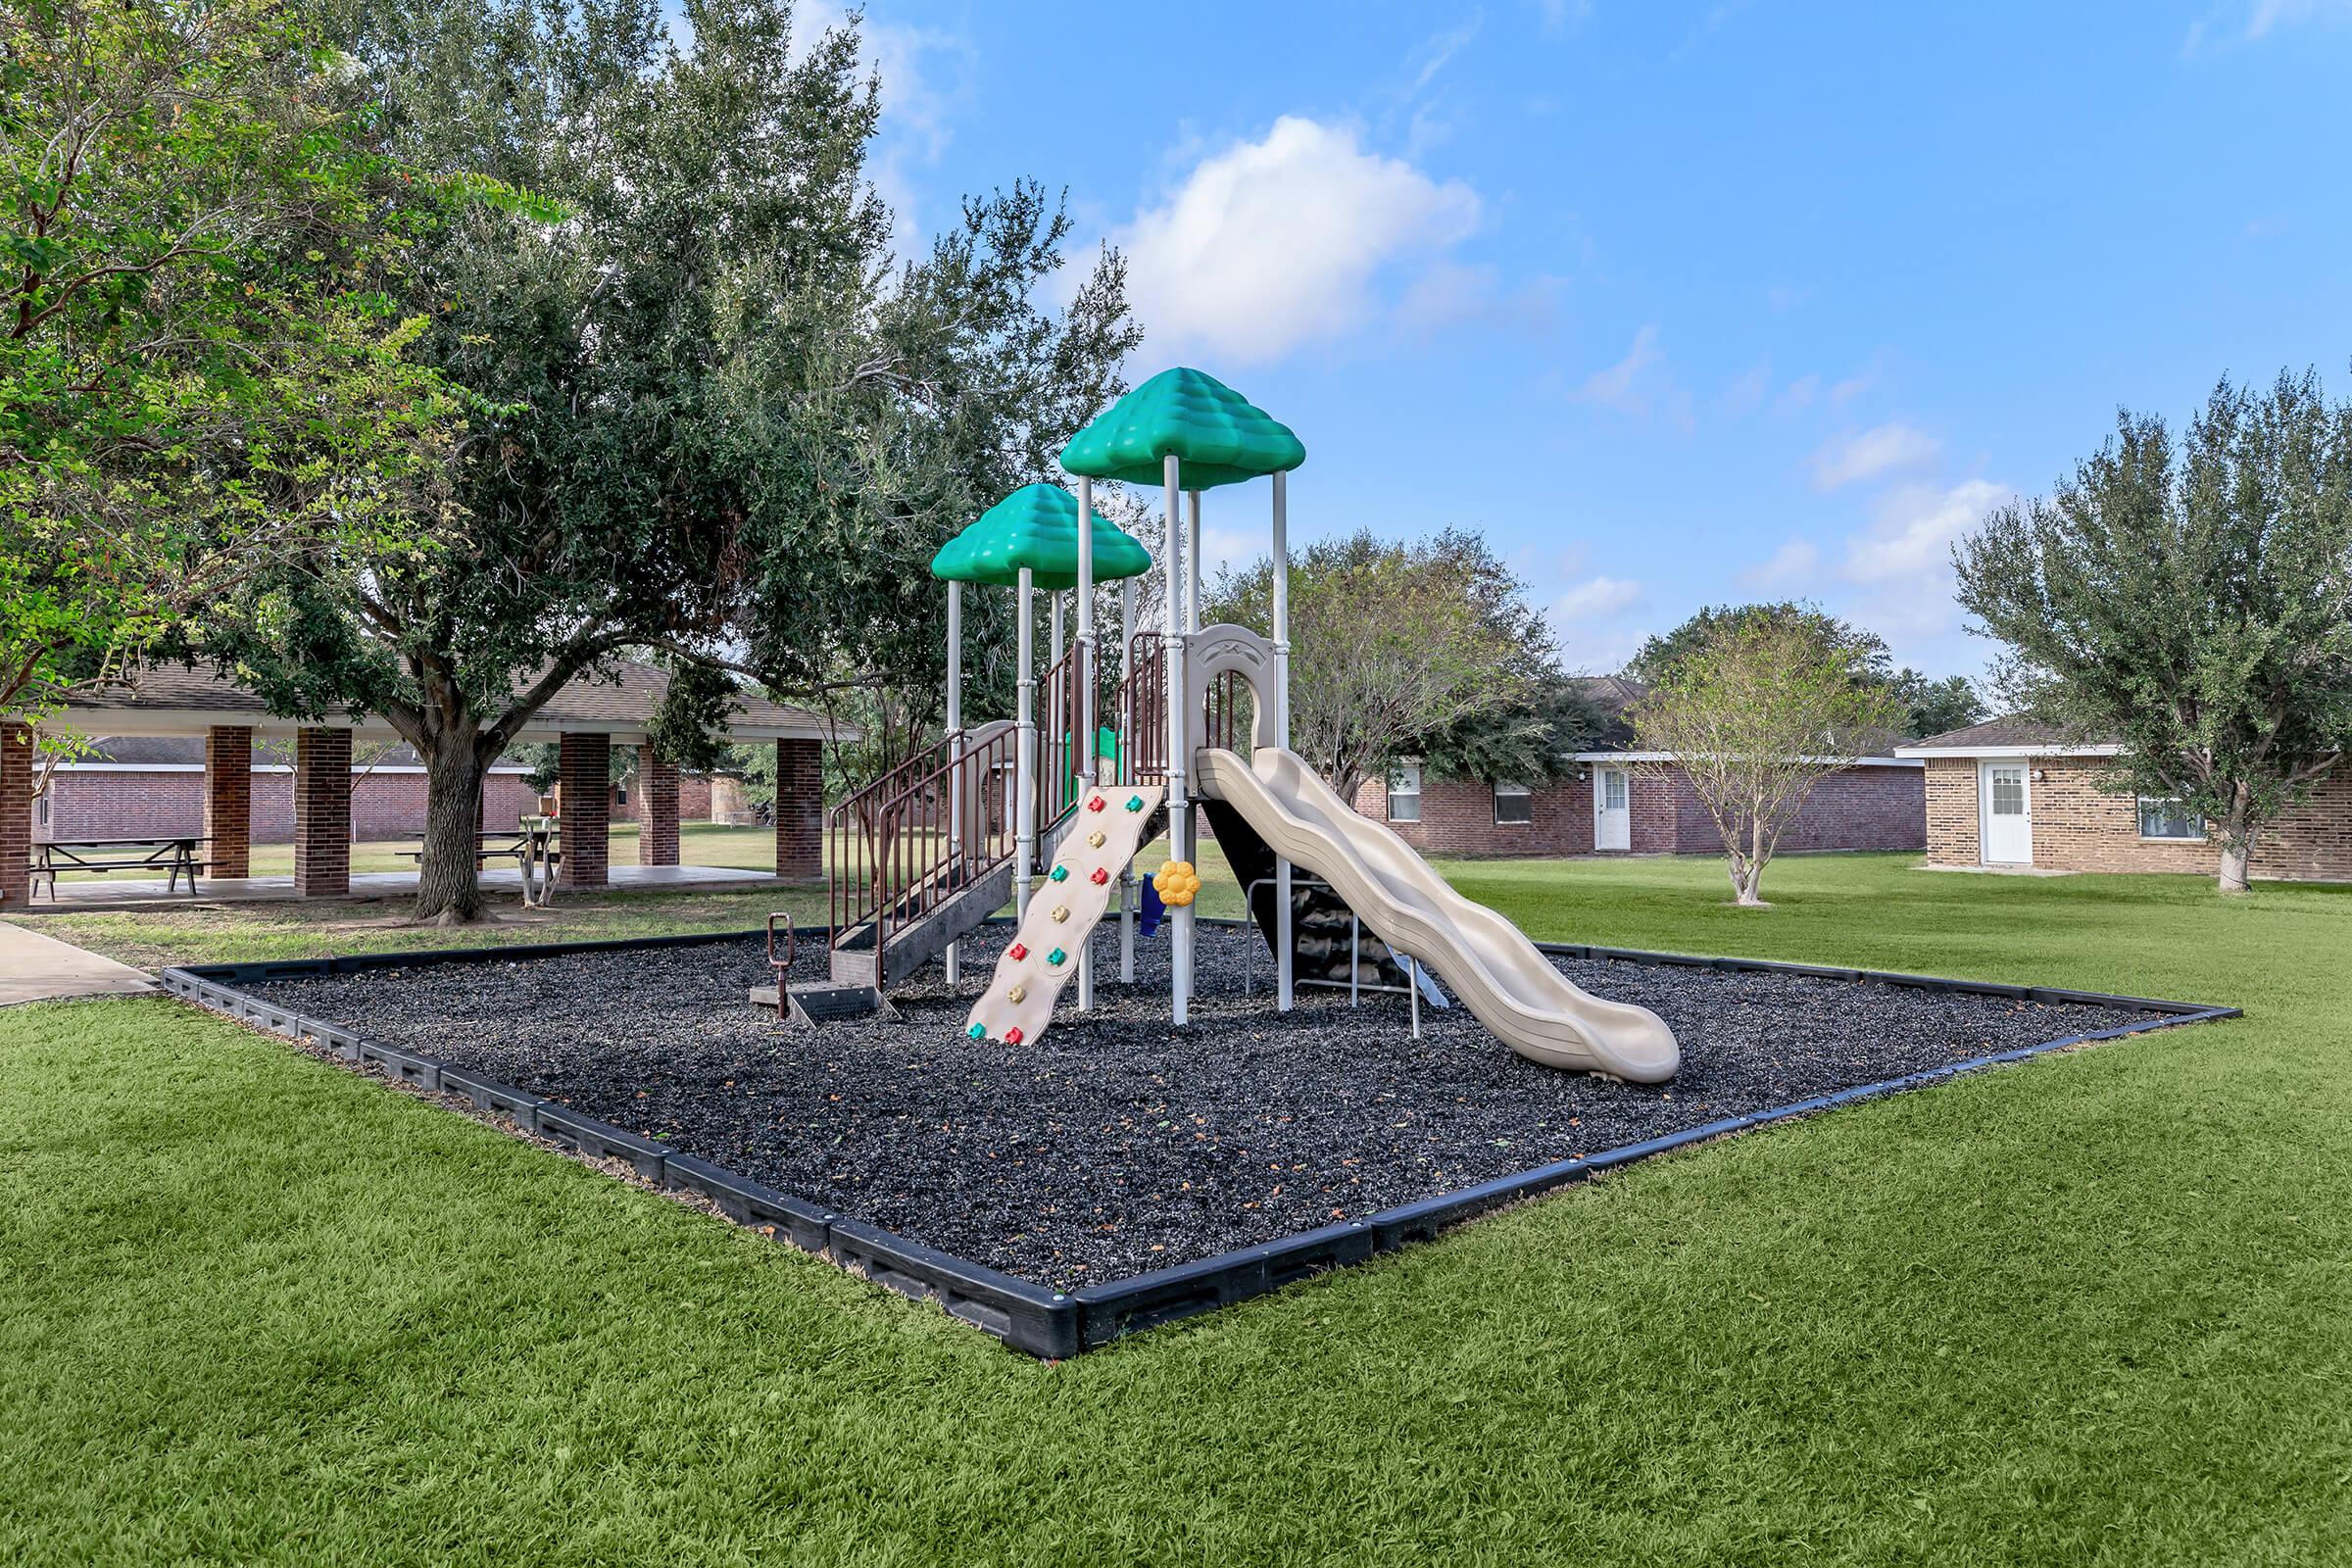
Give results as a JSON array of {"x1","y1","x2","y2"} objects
[{"x1": 0, "y1": 920, "x2": 156, "y2": 1005}]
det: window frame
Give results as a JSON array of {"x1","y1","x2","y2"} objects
[
  {"x1": 1386, "y1": 762, "x2": 1423, "y2": 823},
  {"x1": 2136, "y1": 795, "x2": 2205, "y2": 841},
  {"x1": 1492, "y1": 779, "x2": 1534, "y2": 826}
]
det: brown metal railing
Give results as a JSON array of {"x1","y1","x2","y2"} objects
[
  {"x1": 827, "y1": 720, "x2": 1017, "y2": 987},
  {"x1": 1036, "y1": 640, "x2": 1090, "y2": 830},
  {"x1": 1119, "y1": 630, "x2": 1168, "y2": 784},
  {"x1": 1202, "y1": 666, "x2": 1255, "y2": 755}
]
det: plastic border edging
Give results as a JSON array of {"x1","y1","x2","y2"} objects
[{"x1": 156, "y1": 925, "x2": 2238, "y2": 1359}]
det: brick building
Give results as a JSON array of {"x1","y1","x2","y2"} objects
[
  {"x1": 1898, "y1": 717, "x2": 2352, "y2": 880},
  {"x1": 37, "y1": 737, "x2": 540, "y2": 844},
  {"x1": 4, "y1": 662, "x2": 840, "y2": 906},
  {"x1": 1342, "y1": 673, "x2": 1927, "y2": 859},
  {"x1": 1348, "y1": 754, "x2": 1926, "y2": 858}
]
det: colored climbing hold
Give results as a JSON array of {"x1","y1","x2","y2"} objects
[
  {"x1": 1086, "y1": 795, "x2": 1106, "y2": 812},
  {"x1": 1090, "y1": 866, "x2": 1110, "y2": 885},
  {"x1": 1047, "y1": 947, "x2": 1066, "y2": 965},
  {"x1": 1126, "y1": 795, "x2": 1146, "y2": 811},
  {"x1": 1051, "y1": 904, "x2": 1070, "y2": 923},
  {"x1": 1007, "y1": 984, "x2": 1027, "y2": 1004},
  {"x1": 1050, "y1": 864, "x2": 1070, "y2": 883},
  {"x1": 967, "y1": 1023, "x2": 987, "y2": 1040},
  {"x1": 1005, "y1": 1026, "x2": 1025, "y2": 1046},
  {"x1": 1087, "y1": 830, "x2": 1106, "y2": 848},
  {"x1": 1008, "y1": 942, "x2": 1028, "y2": 960}
]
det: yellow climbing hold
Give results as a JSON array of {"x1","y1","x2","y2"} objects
[
  {"x1": 1152, "y1": 860, "x2": 1201, "y2": 907},
  {"x1": 1006, "y1": 983, "x2": 1027, "y2": 1004},
  {"x1": 1087, "y1": 830, "x2": 1106, "y2": 849},
  {"x1": 1051, "y1": 904, "x2": 1070, "y2": 923}
]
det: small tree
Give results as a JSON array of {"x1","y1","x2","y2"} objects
[
  {"x1": 1632, "y1": 612, "x2": 1903, "y2": 906},
  {"x1": 1955, "y1": 371, "x2": 2352, "y2": 894},
  {"x1": 1206, "y1": 529, "x2": 1546, "y2": 803}
]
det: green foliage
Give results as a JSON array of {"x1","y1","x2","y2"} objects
[
  {"x1": 1633, "y1": 612, "x2": 1905, "y2": 904},
  {"x1": 1208, "y1": 528, "x2": 1552, "y2": 802},
  {"x1": 1628, "y1": 602, "x2": 1893, "y2": 688},
  {"x1": 1411, "y1": 668, "x2": 1607, "y2": 784},
  {"x1": 1630, "y1": 602, "x2": 1981, "y2": 739},
  {"x1": 1, "y1": 0, "x2": 466, "y2": 724},
  {"x1": 1955, "y1": 370, "x2": 2352, "y2": 892},
  {"x1": 644, "y1": 662, "x2": 740, "y2": 773},
  {"x1": 186, "y1": 0, "x2": 1138, "y2": 920},
  {"x1": 1890, "y1": 669, "x2": 1986, "y2": 740}
]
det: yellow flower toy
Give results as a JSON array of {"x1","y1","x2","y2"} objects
[{"x1": 1152, "y1": 859, "x2": 1201, "y2": 906}]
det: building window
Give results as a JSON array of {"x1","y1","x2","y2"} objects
[
  {"x1": 1493, "y1": 780, "x2": 1533, "y2": 825},
  {"x1": 1386, "y1": 763, "x2": 1422, "y2": 823},
  {"x1": 2138, "y1": 797, "x2": 2204, "y2": 840}
]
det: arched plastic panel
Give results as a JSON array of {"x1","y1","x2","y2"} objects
[{"x1": 1184, "y1": 623, "x2": 1282, "y2": 756}]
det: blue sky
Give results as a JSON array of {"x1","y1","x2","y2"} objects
[{"x1": 772, "y1": 0, "x2": 2352, "y2": 681}]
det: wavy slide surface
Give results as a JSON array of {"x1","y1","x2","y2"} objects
[{"x1": 1194, "y1": 748, "x2": 1679, "y2": 1081}]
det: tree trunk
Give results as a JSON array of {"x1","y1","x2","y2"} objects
[
  {"x1": 414, "y1": 727, "x2": 491, "y2": 924},
  {"x1": 1731, "y1": 814, "x2": 1770, "y2": 906},
  {"x1": 2218, "y1": 784, "x2": 2254, "y2": 896}
]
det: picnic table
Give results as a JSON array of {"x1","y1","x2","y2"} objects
[
  {"x1": 30, "y1": 836, "x2": 208, "y2": 901},
  {"x1": 401, "y1": 822, "x2": 562, "y2": 906}
]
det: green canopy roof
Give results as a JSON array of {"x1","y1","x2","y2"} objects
[
  {"x1": 1058, "y1": 367, "x2": 1305, "y2": 490},
  {"x1": 929, "y1": 483, "x2": 1152, "y2": 589}
]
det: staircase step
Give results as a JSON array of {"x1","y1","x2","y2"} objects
[{"x1": 747, "y1": 983, "x2": 900, "y2": 1026}]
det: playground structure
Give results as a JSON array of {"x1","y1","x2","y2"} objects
[{"x1": 801, "y1": 368, "x2": 1681, "y2": 1082}]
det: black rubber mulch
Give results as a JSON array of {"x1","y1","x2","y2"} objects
[{"x1": 250, "y1": 924, "x2": 2165, "y2": 1290}]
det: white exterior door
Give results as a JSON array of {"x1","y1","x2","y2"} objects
[
  {"x1": 1594, "y1": 766, "x2": 1632, "y2": 852},
  {"x1": 1980, "y1": 761, "x2": 2033, "y2": 864}
]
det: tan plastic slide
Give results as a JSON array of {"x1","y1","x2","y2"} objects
[
  {"x1": 1195, "y1": 747, "x2": 1680, "y2": 1081},
  {"x1": 965, "y1": 784, "x2": 1168, "y2": 1048}
]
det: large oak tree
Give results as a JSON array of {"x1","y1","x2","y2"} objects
[{"x1": 191, "y1": 0, "x2": 1138, "y2": 921}]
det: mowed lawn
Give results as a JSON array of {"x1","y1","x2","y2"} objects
[{"x1": 5, "y1": 854, "x2": 2350, "y2": 1564}]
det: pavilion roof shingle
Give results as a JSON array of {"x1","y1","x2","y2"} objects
[{"x1": 60, "y1": 661, "x2": 844, "y2": 742}]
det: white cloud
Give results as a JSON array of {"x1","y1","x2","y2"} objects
[
  {"x1": 1722, "y1": 362, "x2": 1771, "y2": 416},
  {"x1": 1810, "y1": 422, "x2": 1942, "y2": 491},
  {"x1": 1194, "y1": 523, "x2": 1261, "y2": 583},
  {"x1": 1536, "y1": 0, "x2": 1593, "y2": 34},
  {"x1": 1397, "y1": 262, "x2": 1566, "y2": 336},
  {"x1": 1109, "y1": 117, "x2": 1483, "y2": 365},
  {"x1": 1553, "y1": 574, "x2": 1644, "y2": 619},
  {"x1": 791, "y1": 3, "x2": 973, "y2": 256},
  {"x1": 1741, "y1": 538, "x2": 1822, "y2": 592},
  {"x1": 2185, "y1": 0, "x2": 2350, "y2": 53},
  {"x1": 1837, "y1": 478, "x2": 2010, "y2": 644},
  {"x1": 1841, "y1": 478, "x2": 2005, "y2": 585}
]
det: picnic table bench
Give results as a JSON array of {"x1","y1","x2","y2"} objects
[
  {"x1": 400, "y1": 823, "x2": 562, "y2": 906},
  {"x1": 30, "y1": 837, "x2": 209, "y2": 901}
]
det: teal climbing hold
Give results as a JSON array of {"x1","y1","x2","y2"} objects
[
  {"x1": 1050, "y1": 864, "x2": 1070, "y2": 883},
  {"x1": 1126, "y1": 795, "x2": 1145, "y2": 811},
  {"x1": 1048, "y1": 947, "x2": 1066, "y2": 965},
  {"x1": 967, "y1": 1023, "x2": 987, "y2": 1040}
]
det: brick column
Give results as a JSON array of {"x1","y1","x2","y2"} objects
[
  {"x1": 774, "y1": 737, "x2": 821, "y2": 882},
  {"x1": 203, "y1": 725, "x2": 253, "y2": 878},
  {"x1": 557, "y1": 732, "x2": 611, "y2": 889},
  {"x1": 0, "y1": 722, "x2": 30, "y2": 908},
  {"x1": 637, "y1": 744, "x2": 679, "y2": 866},
  {"x1": 293, "y1": 726, "x2": 352, "y2": 897}
]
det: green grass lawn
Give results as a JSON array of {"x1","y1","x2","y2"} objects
[{"x1": 5, "y1": 853, "x2": 2350, "y2": 1563}]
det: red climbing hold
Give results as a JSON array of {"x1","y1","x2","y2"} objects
[
  {"x1": 1008, "y1": 943, "x2": 1027, "y2": 960},
  {"x1": 1086, "y1": 795, "x2": 1106, "y2": 811},
  {"x1": 1090, "y1": 866, "x2": 1110, "y2": 885},
  {"x1": 1004, "y1": 1026, "x2": 1025, "y2": 1046}
]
